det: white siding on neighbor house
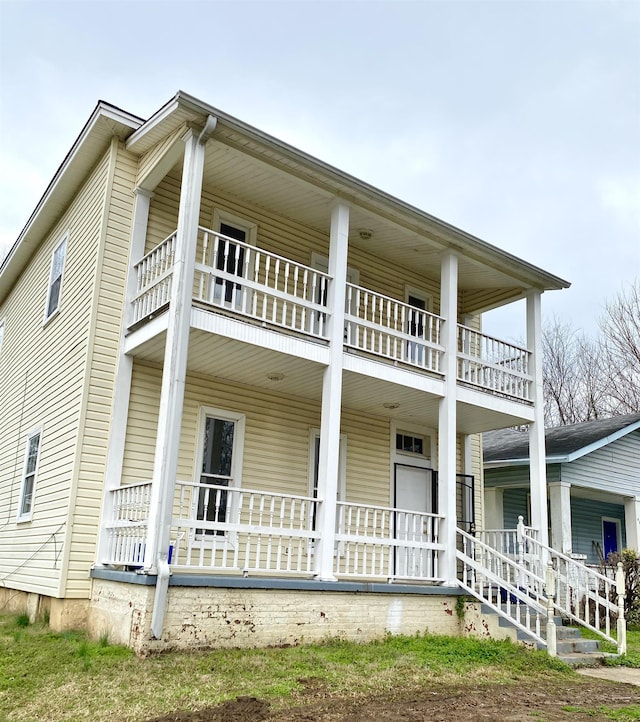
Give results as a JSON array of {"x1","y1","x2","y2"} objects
[
  {"x1": 0, "y1": 149, "x2": 112, "y2": 598},
  {"x1": 561, "y1": 431, "x2": 640, "y2": 497},
  {"x1": 62, "y1": 142, "x2": 137, "y2": 598}
]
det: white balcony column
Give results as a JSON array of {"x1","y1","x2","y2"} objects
[
  {"x1": 624, "y1": 496, "x2": 640, "y2": 552},
  {"x1": 549, "y1": 481, "x2": 572, "y2": 554},
  {"x1": 438, "y1": 250, "x2": 459, "y2": 585},
  {"x1": 314, "y1": 200, "x2": 350, "y2": 581},
  {"x1": 145, "y1": 119, "x2": 216, "y2": 576},
  {"x1": 95, "y1": 188, "x2": 153, "y2": 566},
  {"x1": 484, "y1": 487, "x2": 504, "y2": 530},
  {"x1": 526, "y1": 290, "x2": 549, "y2": 547}
]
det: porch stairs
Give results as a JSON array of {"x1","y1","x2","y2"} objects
[
  {"x1": 485, "y1": 605, "x2": 613, "y2": 667},
  {"x1": 456, "y1": 525, "x2": 626, "y2": 666}
]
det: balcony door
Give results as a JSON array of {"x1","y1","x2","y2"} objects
[{"x1": 405, "y1": 288, "x2": 431, "y2": 367}]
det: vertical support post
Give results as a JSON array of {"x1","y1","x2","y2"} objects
[
  {"x1": 526, "y1": 290, "x2": 549, "y2": 549},
  {"x1": 616, "y1": 561, "x2": 627, "y2": 655},
  {"x1": 95, "y1": 188, "x2": 153, "y2": 566},
  {"x1": 314, "y1": 201, "x2": 350, "y2": 581},
  {"x1": 549, "y1": 482, "x2": 572, "y2": 554},
  {"x1": 545, "y1": 559, "x2": 557, "y2": 657},
  {"x1": 438, "y1": 250, "x2": 458, "y2": 586},
  {"x1": 624, "y1": 496, "x2": 640, "y2": 553},
  {"x1": 484, "y1": 488, "x2": 504, "y2": 530},
  {"x1": 145, "y1": 117, "x2": 217, "y2": 639}
]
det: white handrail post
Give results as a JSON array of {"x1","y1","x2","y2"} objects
[
  {"x1": 517, "y1": 515, "x2": 526, "y2": 566},
  {"x1": 545, "y1": 559, "x2": 557, "y2": 657},
  {"x1": 616, "y1": 561, "x2": 627, "y2": 655}
]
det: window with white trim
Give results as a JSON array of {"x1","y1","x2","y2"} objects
[
  {"x1": 194, "y1": 408, "x2": 245, "y2": 536},
  {"x1": 44, "y1": 235, "x2": 67, "y2": 320},
  {"x1": 0, "y1": 319, "x2": 5, "y2": 354},
  {"x1": 18, "y1": 429, "x2": 41, "y2": 521}
]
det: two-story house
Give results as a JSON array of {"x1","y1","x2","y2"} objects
[{"x1": 0, "y1": 91, "x2": 576, "y2": 654}]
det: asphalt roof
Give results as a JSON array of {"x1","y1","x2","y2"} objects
[{"x1": 483, "y1": 413, "x2": 640, "y2": 463}]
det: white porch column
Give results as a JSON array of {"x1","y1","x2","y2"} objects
[
  {"x1": 526, "y1": 290, "x2": 549, "y2": 547},
  {"x1": 145, "y1": 120, "x2": 216, "y2": 575},
  {"x1": 624, "y1": 496, "x2": 640, "y2": 552},
  {"x1": 549, "y1": 481, "x2": 572, "y2": 554},
  {"x1": 314, "y1": 201, "x2": 350, "y2": 581},
  {"x1": 438, "y1": 250, "x2": 458, "y2": 585},
  {"x1": 484, "y1": 487, "x2": 504, "y2": 530},
  {"x1": 95, "y1": 188, "x2": 153, "y2": 566}
]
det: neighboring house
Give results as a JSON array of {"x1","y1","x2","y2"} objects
[
  {"x1": 0, "y1": 91, "x2": 570, "y2": 654},
  {"x1": 483, "y1": 414, "x2": 640, "y2": 565}
]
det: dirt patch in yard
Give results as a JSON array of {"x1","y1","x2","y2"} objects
[{"x1": 146, "y1": 678, "x2": 640, "y2": 721}]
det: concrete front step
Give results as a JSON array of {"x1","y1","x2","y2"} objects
[{"x1": 481, "y1": 604, "x2": 611, "y2": 667}]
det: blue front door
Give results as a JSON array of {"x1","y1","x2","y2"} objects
[{"x1": 602, "y1": 520, "x2": 619, "y2": 558}]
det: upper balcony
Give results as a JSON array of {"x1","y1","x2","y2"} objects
[{"x1": 128, "y1": 225, "x2": 533, "y2": 408}]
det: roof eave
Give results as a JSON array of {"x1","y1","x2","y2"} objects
[
  {"x1": 0, "y1": 102, "x2": 142, "y2": 305},
  {"x1": 129, "y1": 91, "x2": 570, "y2": 293}
]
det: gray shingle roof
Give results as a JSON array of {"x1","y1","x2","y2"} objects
[{"x1": 483, "y1": 413, "x2": 640, "y2": 463}]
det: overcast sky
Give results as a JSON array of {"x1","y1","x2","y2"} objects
[{"x1": 1, "y1": 0, "x2": 638, "y2": 340}]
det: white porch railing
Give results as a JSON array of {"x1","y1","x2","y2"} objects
[
  {"x1": 457, "y1": 527, "x2": 548, "y2": 647},
  {"x1": 344, "y1": 285, "x2": 444, "y2": 374},
  {"x1": 479, "y1": 518, "x2": 627, "y2": 654},
  {"x1": 102, "y1": 481, "x2": 153, "y2": 566},
  {"x1": 335, "y1": 502, "x2": 444, "y2": 582},
  {"x1": 457, "y1": 325, "x2": 532, "y2": 402},
  {"x1": 475, "y1": 526, "x2": 540, "y2": 558},
  {"x1": 193, "y1": 227, "x2": 331, "y2": 339},
  {"x1": 170, "y1": 481, "x2": 318, "y2": 575},
  {"x1": 130, "y1": 233, "x2": 176, "y2": 325}
]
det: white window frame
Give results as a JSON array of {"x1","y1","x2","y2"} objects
[
  {"x1": 191, "y1": 406, "x2": 245, "y2": 544},
  {"x1": 404, "y1": 285, "x2": 433, "y2": 312},
  {"x1": 0, "y1": 318, "x2": 5, "y2": 355},
  {"x1": 17, "y1": 427, "x2": 42, "y2": 523},
  {"x1": 43, "y1": 234, "x2": 68, "y2": 323},
  {"x1": 602, "y1": 516, "x2": 622, "y2": 557},
  {"x1": 212, "y1": 209, "x2": 257, "y2": 247}
]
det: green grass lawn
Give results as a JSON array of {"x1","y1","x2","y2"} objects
[{"x1": 1, "y1": 614, "x2": 637, "y2": 722}]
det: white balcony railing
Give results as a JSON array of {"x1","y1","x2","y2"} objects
[
  {"x1": 128, "y1": 229, "x2": 537, "y2": 406},
  {"x1": 457, "y1": 325, "x2": 532, "y2": 402},
  {"x1": 101, "y1": 481, "x2": 152, "y2": 566},
  {"x1": 130, "y1": 233, "x2": 176, "y2": 325},
  {"x1": 345, "y1": 285, "x2": 444, "y2": 374},
  {"x1": 194, "y1": 227, "x2": 331, "y2": 339},
  {"x1": 336, "y1": 501, "x2": 444, "y2": 582}
]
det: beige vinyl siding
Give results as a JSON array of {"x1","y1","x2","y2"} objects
[
  {"x1": 62, "y1": 142, "x2": 137, "y2": 597},
  {"x1": 136, "y1": 124, "x2": 187, "y2": 189},
  {"x1": 143, "y1": 175, "x2": 444, "y2": 312},
  {"x1": 122, "y1": 362, "x2": 392, "y2": 505},
  {"x1": 0, "y1": 151, "x2": 112, "y2": 597}
]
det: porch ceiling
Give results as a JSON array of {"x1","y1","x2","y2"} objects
[
  {"x1": 200, "y1": 140, "x2": 531, "y2": 313},
  {"x1": 128, "y1": 324, "x2": 533, "y2": 434}
]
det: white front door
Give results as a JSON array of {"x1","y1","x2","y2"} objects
[{"x1": 394, "y1": 464, "x2": 437, "y2": 578}]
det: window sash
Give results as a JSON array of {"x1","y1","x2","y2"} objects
[
  {"x1": 19, "y1": 431, "x2": 41, "y2": 519},
  {"x1": 45, "y1": 237, "x2": 67, "y2": 319}
]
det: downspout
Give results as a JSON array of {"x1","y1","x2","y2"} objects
[{"x1": 149, "y1": 115, "x2": 217, "y2": 641}]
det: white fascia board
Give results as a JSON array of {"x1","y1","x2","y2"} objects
[
  {"x1": 562, "y1": 420, "x2": 640, "y2": 463},
  {"x1": 484, "y1": 455, "x2": 569, "y2": 468},
  {"x1": 0, "y1": 103, "x2": 142, "y2": 304},
  {"x1": 125, "y1": 96, "x2": 182, "y2": 150}
]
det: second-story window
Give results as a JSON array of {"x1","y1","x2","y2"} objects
[{"x1": 44, "y1": 235, "x2": 67, "y2": 321}]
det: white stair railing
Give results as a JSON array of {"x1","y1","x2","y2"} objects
[
  {"x1": 457, "y1": 527, "x2": 548, "y2": 648},
  {"x1": 516, "y1": 519, "x2": 626, "y2": 654}
]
